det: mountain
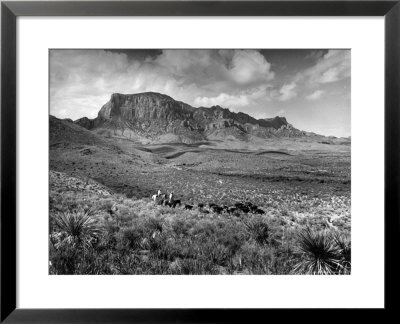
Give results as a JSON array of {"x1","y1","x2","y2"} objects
[
  {"x1": 50, "y1": 115, "x2": 109, "y2": 147},
  {"x1": 74, "y1": 92, "x2": 307, "y2": 143}
]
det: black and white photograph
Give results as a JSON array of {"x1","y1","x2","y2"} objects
[{"x1": 49, "y1": 49, "x2": 351, "y2": 275}]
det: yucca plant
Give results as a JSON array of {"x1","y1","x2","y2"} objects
[
  {"x1": 333, "y1": 232, "x2": 351, "y2": 274},
  {"x1": 293, "y1": 227, "x2": 341, "y2": 275},
  {"x1": 244, "y1": 219, "x2": 270, "y2": 246},
  {"x1": 53, "y1": 208, "x2": 101, "y2": 249}
]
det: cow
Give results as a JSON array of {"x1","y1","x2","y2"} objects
[
  {"x1": 254, "y1": 208, "x2": 265, "y2": 215},
  {"x1": 172, "y1": 199, "x2": 181, "y2": 208},
  {"x1": 211, "y1": 205, "x2": 223, "y2": 214},
  {"x1": 184, "y1": 204, "x2": 193, "y2": 210},
  {"x1": 234, "y1": 202, "x2": 245, "y2": 209},
  {"x1": 228, "y1": 207, "x2": 238, "y2": 214}
]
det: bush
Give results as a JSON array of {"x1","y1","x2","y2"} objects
[
  {"x1": 115, "y1": 226, "x2": 144, "y2": 251},
  {"x1": 52, "y1": 209, "x2": 102, "y2": 249},
  {"x1": 333, "y1": 232, "x2": 351, "y2": 274},
  {"x1": 49, "y1": 209, "x2": 103, "y2": 274},
  {"x1": 293, "y1": 227, "x2": 342, "y2": 275},
  {"x1": 244, "y1": 219, "x2": 271, "y2": 246}
]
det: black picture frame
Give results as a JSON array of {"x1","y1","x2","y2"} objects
[{"x1": 1, "y1": 1, "x2": 399, "y2": 322}]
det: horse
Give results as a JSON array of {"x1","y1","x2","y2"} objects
[{"x1": 165, "y1": 201, "x2": 173, "y2": 207}]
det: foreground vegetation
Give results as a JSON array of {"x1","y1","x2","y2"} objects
[{"x1": 49, "y1": 172, "x2": 350, "y2": 275}]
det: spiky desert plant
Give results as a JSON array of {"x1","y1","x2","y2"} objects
[
  {"x1": 53, "y1": 208, "x2": 101, "y2": 249},
  {"x1": 333, "y1": 232, "x2": 351, "y2": 274},
  {"x1": 293, "y1": 227, "x2": 341, "y2": 275},
  {"x1": 244, "y1": 219, "x2": 270, "y2": 246}
]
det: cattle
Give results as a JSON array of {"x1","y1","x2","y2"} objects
[
  {"x1": 254, "y1": 208, "x2": 265, "y2": 215},
  {"x1": 240, "y1": 206, "x2": 250, "y2": 213},
  {"x1": 211, "y1": 205, "x2": 223, "y2": 214},
  {"x1": 172, "y1": 199, "x2": 181, "y2": 208},
  {"x1": 198, "y1": 203, "x2": 204, "y2": 209},
  {"x1": 234, "y1": 202, "x2": 245, "y2": 209},
  {"x1": 151, "y1": 194, "x2": 157, "y2": 201},
  {"x1": 228, "y1": 207, "x2": 237, "y2": 214},
  {"x1": 184, "y1": 204, "x2": 193, "y2": 210}
]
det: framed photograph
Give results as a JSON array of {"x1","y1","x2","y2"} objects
[{"x1": 1, "y1": 0, "x2": 399, "y2": 322}]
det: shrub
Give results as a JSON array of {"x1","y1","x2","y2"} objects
[
  {"x1": 115, "y1": 226, "x2": 144, "y2": 251},
  {"x1": 145, "y1": 217, "x2": 164, "y2": 234},
  {"x1": 293, "y1": 227, "x2": 341, "y2": 275},
  {"x1": 52, "y1": 209, "x2": 101, "y2": 249},
  {"x1": 333, "y1": 232, "x2": 351, "y2": 274},
  {"x1": 171, "y1": 218, "x2": 192, "y2": 237},
  {"x1": 244, "y1": 219, "x2": 271, "y2": 246}
]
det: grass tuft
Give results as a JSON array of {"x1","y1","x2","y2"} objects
[{"x1": 293, "y1": 227, "x2": 342, "y2": 275}]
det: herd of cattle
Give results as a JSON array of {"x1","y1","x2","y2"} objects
[{"x1": 151, "y1": 191, "x2": 265, "y2": 215}]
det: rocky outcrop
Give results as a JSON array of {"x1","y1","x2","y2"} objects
[
  {"x1": 74, "y1": 116, "x2": 97, "y2": 130},
  {"x1": 74, "y1": 92, "x2": 306, "y2": 141}
]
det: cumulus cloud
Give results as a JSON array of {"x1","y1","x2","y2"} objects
[
  {"x1": 50, "y1": 49, "x2": 275, "y2": 120},
  {"x1": 193, "y1": 86, "x2": 269, "y2": 111},
  {"x1": 306, "y1": 90, "x2": 325, "y2": 100},
  {"x1": 194, "y1": 93, "x2": 250, "y2": 109},
  {"x1": 276, "y1": 83, "x2": 297, "y2": 101},
  {"x1": 220, "y1": 50, "x2": 275, "y2": 85},
  {"x1": 296, "y1": 49, "x2": 351, "y2": 85}
]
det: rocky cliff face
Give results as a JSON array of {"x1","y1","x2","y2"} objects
[{"x1": 74, "y1": 92, "x2": 306, "y2": 141}]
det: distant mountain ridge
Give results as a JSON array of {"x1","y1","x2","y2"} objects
[{"x1": 73, "y1": 92, "x2": 308, "y2": 142}]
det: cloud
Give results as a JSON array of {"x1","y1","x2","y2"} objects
[
  {"x1": 193, "y1": 86, "x2": 269, "y2": 109},
  {"x1": 220, "y1": 50, "x2": 275, "y2": 85},
  {"x1": 50, "y1": 49, "x2": 275, "y2": 120},
  {"x1": 194, "y1": 93, "x2": 250, "y2": 109},
  {"x1": 296, "y1": 49, "x2": 350, "y2": 85},
  {"x1": 306, "y1": 90, "x2": 325, "y2": 100},
  {"x1": 304, "y1": 50, "x2": 324, "y2": 61},
  {"x1": 276, "y1": 83, "x2": 297, "y2": 101}
]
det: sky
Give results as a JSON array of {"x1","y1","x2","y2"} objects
[{"x1": 50, "y1": 49, "x2": 350, "y2": 137}]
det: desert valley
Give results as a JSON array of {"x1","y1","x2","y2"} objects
[{"x1": 49, "y1": 91, "x2": 351, "y2": 275}]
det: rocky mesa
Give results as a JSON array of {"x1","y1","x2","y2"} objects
[{"x1": 73, "y1": 92, "x2": 312, "y2": 142}]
